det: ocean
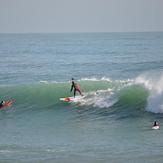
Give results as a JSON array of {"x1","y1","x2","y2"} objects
[{"x1": 0, "y1": 32, "x2": 163, "y2": 162}]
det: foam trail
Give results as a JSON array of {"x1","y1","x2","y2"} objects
[{"x1": 79, "y1": 88, "x2": 118, "y2": 108}]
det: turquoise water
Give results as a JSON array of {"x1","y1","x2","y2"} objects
[{"x1": 0, "y1": 32, "x2": 163, "y2": 162}]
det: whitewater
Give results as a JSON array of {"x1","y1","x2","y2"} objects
[{"x1": 0, "y1": 32, "x2": 163, "y2": 162}]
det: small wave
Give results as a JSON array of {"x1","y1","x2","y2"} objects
[
  {"x1": 0, "y1": 150, "x2": 14, "y2": 153},
  {"x1": 80, "y1": 77, "x2": 112, "y2": 82},
  {"x1": 39, "y1": 80, "x2": 49, "y2": 84}
]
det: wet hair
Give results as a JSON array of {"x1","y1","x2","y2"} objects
[{"x1": 71, "y1": 78, "x2": 74, "y2": 80}]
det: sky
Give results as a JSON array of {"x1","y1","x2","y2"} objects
[{"x1": 0, "y1": 0, "x2": 163, "y2": 33}]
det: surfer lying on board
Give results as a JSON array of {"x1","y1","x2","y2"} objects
[
  {"x1": 70, "y1": 78, "x2": 83, "y2": 98},
  {"x1": 152, "y1": 121, "x2": 160, "y2": 130},
  {"x1": 0, "y1": 100, "x2": 14, "y2": 110}
]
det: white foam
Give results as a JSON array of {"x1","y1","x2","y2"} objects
[
  {"x1": 0, "y1": 150, "x2": 13, "y2": 153},
  {"x1": 135, "y1": 74, "x2": 163, "y2": 113},
  {"x1": 78, "y1": 89, "x2": 118, "y2": 108},
  {"x1": 39, "y1": 80, "x2": 49, "y2": 84},
  {"x1": 80, "y1": 77, "x2": 112, "y2": 82},
  {"x1": 116, "y1": 79, "x2": 134, "y2": 84},
  {"x1": 39, "y1": 80, "x2": 67, "y2": 84}
]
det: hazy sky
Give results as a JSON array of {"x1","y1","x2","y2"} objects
[{"x1": 0, "y1": 0, "x2": 163, "y2": 33}]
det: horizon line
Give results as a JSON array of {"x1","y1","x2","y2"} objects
[{"x1": 0, "y1": 30, "x2": 163, "y2": 34}]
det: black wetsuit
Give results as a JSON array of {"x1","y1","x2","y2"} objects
[{"x1": 70, "y1": 81, "x2": 82, "y2": 97}]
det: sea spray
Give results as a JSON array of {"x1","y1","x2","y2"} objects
[{"x1": 135, "y1": 74, "x2": 163, "y2": 113}]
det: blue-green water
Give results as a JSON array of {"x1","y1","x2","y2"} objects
[{"x1": 0, "y1": 32, "x2": 163, "y2": 162}]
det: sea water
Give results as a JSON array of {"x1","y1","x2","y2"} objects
[{"x1": 0, "y1": 32, "x2": 163, "y2": 162}]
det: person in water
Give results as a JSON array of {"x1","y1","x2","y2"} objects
[
  {"x1": 0, "y1": 101, "x2": 6, "y2": 109},
  {"x1": 70, "y1": 78, "x2": 83, "y2": 98},
  {"x1": 0, "y1": 100, "x2": 14, "y2": 109},
  {"x1": 153, "y1": 121, "x2": 159, "y2": 127},
  {"x1": 0, "y1": 101, "x2": 5, "y2": 108}
]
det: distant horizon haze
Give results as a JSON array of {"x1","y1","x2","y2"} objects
[{"x1": 0, "y1": 0, "x2": 163, "y2": 33}]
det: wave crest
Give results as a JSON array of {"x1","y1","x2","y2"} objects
[{"x1": 135, "y1": 74, "x2": 163, "y2": 113}]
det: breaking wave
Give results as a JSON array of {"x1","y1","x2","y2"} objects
[{"x1": 0, "y1": 77, "x2": 150, "y2": 115}]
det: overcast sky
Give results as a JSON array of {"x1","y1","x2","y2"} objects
[{"x1": 0, "y1": 0, "x2": 163, "y2": 33}]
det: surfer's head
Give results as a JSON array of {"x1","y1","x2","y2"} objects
[
  {"x1": 71, "y1": 78, "x2": 74, "y2": 81},
  {"x1": 1, "y1": 101, "x2": 5, "y2": 105}
]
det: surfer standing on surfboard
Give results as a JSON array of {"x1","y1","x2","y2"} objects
[{"x1": 70, "y1": 78, "x2": 83, "y2": 98}]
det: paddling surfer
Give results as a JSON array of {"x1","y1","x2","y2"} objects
[
  {"x1": 152, "y1": 121, "x2": 160, "y2": 130},
  {"x1": 0, "y1": 100, "x2": 14, "y2": 109}
]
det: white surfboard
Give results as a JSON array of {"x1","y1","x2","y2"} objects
[
  {"x1": 60, "y1": 96, "x2": 84, "y2": 103},
  {"x1": 152, "y1": 126, "x2": 160, "y2": 130}
]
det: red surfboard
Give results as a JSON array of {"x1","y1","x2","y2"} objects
[{"x1": 60, "y1": 96, "x2": 84, "y2": 102}]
